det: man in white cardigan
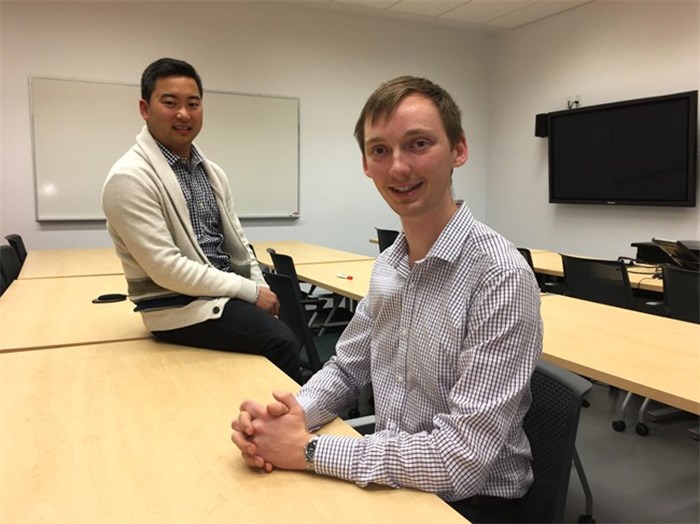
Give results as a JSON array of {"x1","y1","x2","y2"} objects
[{"x1": 102, "y1": 58, "x2": 301, "y2": 382}]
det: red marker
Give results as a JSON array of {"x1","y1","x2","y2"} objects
[{"x1": 336, "y1": 273, "x2": 353, "y2": 280}]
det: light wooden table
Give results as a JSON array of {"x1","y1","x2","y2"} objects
[
  {"x1": 18, "y1": 247, "x2": 123, "y2": 279},
  {"x1": 297, "y1": 259, "x2": 698, "y2": 416},
  {"x1": 252, "y1": 240, "x2": 375, "y2": 267},
  {"x1": 0, "y1": 274, "x2": 148, "y2": 352},
  {"x1": 530, "y1": 249, "x2": 663, "y2": 293},
  {"x1": 540, "y1": 294, "x2": 700, "y2": 415},
  {"x1": 0, "y1": 339, "x2": 465, "y2": 523},
  {"x1": 296, "y1": 259, "x2": 374, "y2": 301}
]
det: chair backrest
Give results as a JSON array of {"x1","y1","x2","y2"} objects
[
  {"x1": 561, "y1": 254, "x2": 635, "y2": 309},
  {"x1": 264, "y1": 272, "x2": 323, "y2": 372},
  {"x1": 266, "y1": 248, "x2": 302, "y2": 283},
  {"x1": 0, "y1": 269, "x2": 7, "y2": 297},
  {"x1": 662, "y1": 264, "x2": 700, "y2": 323},
  {"x1": 4, "y1": 234, "x2": 27, "y2": 264},
  {"x1": 375, "y1": 228, "x2": 399, "y2": 253},
  {"x1": 516, "y1": 360, "x2": 592, "y2": 523},
  {"x1": 0, "y1": 244, "x2": 22, "y2": 287},
  {"x1": 249, "y1": 243, "x2": 258, "y2": 261},
  {"x1": 517, "y1": 247, "x2": 535, "y2": 273},
  {"x1": 249, "y1": 244, "x2": 270, "y2": 274}
]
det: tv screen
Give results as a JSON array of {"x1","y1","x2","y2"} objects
[{"x1": 547, "y1": 91, "x2": 698, "y2": 206}]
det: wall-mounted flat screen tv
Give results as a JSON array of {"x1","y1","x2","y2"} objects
[{"x1": 547, "y1": 90, "x2": 697, "y2": 206}]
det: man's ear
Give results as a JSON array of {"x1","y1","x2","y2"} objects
[
  {"x1": 139, "y1": 99, "x2": 149, "y2": 121},
  {"x1": 453, "y1": 135, "x2": 468, "y2": 168}
]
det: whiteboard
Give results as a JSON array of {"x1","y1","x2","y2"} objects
[{"x1": 30, "y1": 77, "x2": 299, "y2": 220}]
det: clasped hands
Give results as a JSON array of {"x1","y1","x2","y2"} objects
[{"x1": 230, "y1": 390, "x2": 312, "y2": 472}]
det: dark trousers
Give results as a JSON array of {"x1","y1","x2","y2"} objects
[
  {"x1": 152, "y1": 298, "x2": 302, "y2": 383},
  {"x1": 448, "y1": 495, "x2": 519, "y2": 523}
]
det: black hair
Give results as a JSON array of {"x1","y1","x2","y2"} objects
[{"x1": 140, "y1": 58, "x2": 203, "y2": 102}]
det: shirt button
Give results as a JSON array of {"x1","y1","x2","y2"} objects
[{"x1": 213, "y1": 306, "x2": 220, "y2": 314}]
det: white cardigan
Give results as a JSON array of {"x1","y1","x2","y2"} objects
[{"x1": 102, "y1": 126, "x2": 266, "y2": 332}]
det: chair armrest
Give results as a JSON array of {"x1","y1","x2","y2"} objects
[{"x1": 345, "y1": 415, "x2": 376, "y2": 435}]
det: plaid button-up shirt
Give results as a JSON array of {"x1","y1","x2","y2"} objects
[
  {"x1": 158, "y1": 143, "x2": 233, "y2": 272},
  {"x1": 298, "y1": 202, "x2": 543, "y2": 501}
]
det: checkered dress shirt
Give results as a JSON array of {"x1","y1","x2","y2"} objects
[
  {"x1": 297, "y1": 202, "x2": 543, "y2": 501},
  {"x1": 158, "y1": 143, "x2": 233, "y2": 272}
]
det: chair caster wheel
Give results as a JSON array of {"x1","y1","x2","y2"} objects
[
  {"x1": 635, "y1": 423, "x2": 650, "y2": 436},
  {"x1": 577, "y1": 514, "x2": 596, "y2": 523},
  {"x1": 612, "y1": 420, "x2": 626, "y2": 432}
]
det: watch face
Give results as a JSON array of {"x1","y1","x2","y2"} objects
[{"x1": 305, "y1": 437, "x2": 318, "y2": 464}]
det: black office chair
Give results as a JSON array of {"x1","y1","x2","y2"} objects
[
  {"x1": 561, "y1": 254, "x2": 661, "y2": 436},
  {"x1": 0, "y1": 269, "x2": 8, "y2": 297},
  {"x1": 516, "y1": 360, "x2": 594, "y2": 523},
  {"x1": 518, "y1": 247, "x2": 566, "y2": 295},
  {"x1": 561, "y1": 254, "x2": 636, "y2": 308},
  {"x1": 660, "y1": 264, "x2": 700, "y2": 440},
  {"x1": 631, "y1": 264, "x2": 700, "y2": 437},
  {"x1": 265, "y1": 248, "x2": 327, "y2": 326},
  {"x1": 561, "y1": 254, "x2": 659, "y2": 313},
  {"x1": 266, "y1": 248, "x2": 352, "y2": 333},
  {"x1": 347, "y1": 360, "x2": 594, "y2": 523},
  {"x1": 0, "y1": 244, "x2": 22, "y2": 290},
  {"x1": 4, "y1": 234, "x2": 27, "y2": 265},
  {"x1": 375, "y1": 228, "x2": 399, "y2": 253},
  {"x1": 517, "y1": 247, "x2": 535, "y2": 270},
  {"x1": 518, "y1": 247, "x2": 543, "y2": 289},
  {"x1": 264, "y1": 272, "x2": 340, "y2": 377},
  {"x1": 248, "y1": 244, "x2": 271, "y2": 275},
  {"x1": 662, "y1": 264, "x2": 700, "y2": 324}
]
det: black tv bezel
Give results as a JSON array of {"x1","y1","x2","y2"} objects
[{"x1": 546, "y1": 90, "x2": 698, "y2": 207}]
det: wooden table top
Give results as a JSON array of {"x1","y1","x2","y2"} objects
[
  {"x1": 252, "y1": 240, "x2": 375, "y2": 267},
  {"x1": 0, "y1": 339, "x2": 464, "y2": 523},
  {"x1": 18, "y1": 247, "x2": 123, "y2": 279},
  {"x1": 0, "y1": 274, "x2": 148, "y2": 352},
  {"x1": 294, "y1": 258, "x2": 698, "y2": 416},
  {"x1": 296, "y1": 259, "x2": 374, "y2": 301},
  {"x1": 541, "y1": 294, "x2": 700, "y2": 414}
]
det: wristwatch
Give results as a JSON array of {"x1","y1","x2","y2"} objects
[{"x1": 304, "y1": 435, "x2": 320, "y2": 472}]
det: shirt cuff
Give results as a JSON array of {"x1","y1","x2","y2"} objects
[
  {"x1": 297, "y1": 393, "x2": 336, "y2": 431},
  {"x1": 314, "y1": 434, "x2": 362, "y2": 483}
]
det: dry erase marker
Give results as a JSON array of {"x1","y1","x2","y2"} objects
[{"x1": 336, "y1": 273, "x2": 353, "y2": 280}]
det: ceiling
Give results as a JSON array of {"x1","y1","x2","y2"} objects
[{"x1": 308, "y1": 0, "x2": 593, "y2": 31}]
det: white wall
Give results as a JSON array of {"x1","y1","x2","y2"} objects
[
  {"x1": 2, "y1": 1, "x2": 698, "y2": 259},
  {"x1": 0, "y1": 1, "x2": 491, "y2": 255},
  {"x1": 487, "y1": 0, "x2": 700, "y2": 258}
]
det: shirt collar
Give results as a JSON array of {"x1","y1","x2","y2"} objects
[
  {"x1": 429, "y1": 200, "x2": 474, "y2": 263},
  {"x1": 385, "y1": 200, "x2": 475, "y2": 267},
  {"x1": 156, "y1": 142, "x2": 204, "y2": 170}
]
